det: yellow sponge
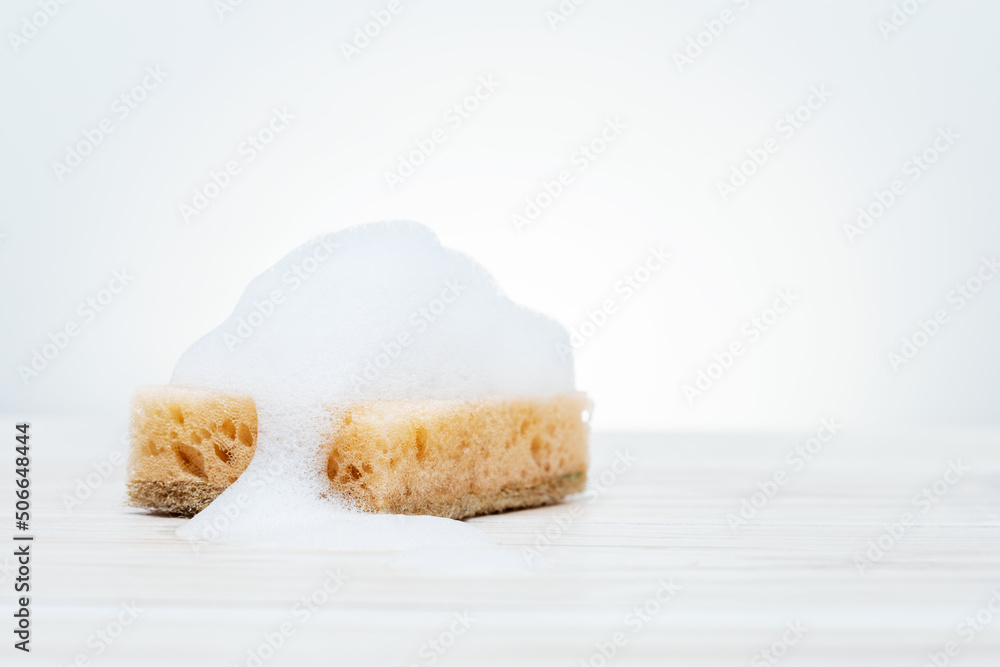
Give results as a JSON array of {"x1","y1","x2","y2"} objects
[{"x1": 127, "y1": 386, "x2": 589, "y2": 519}]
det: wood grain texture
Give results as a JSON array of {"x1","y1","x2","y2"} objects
[{"x1": 6, "y1": 418, "x2": 1000, "y2": 666}]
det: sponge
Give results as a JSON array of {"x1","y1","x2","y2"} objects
[
  {"x1": 127, "y1": 386, "x2": 258, "y2": 515},
  {"x1": 128, "y1": 385, "x2": 588, "y2": 519}
]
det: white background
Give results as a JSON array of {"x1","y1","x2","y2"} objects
[{"x1": 2, "y1": 0, "x2": 998, "y2": 431}]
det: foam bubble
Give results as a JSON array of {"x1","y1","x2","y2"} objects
[{"x1": 172, "y1": 221, "x2": 575, "y2": 550}]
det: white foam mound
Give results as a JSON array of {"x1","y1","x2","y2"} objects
[{"x1": 172, "y1": 221, "x2": 575, "y2": 551}]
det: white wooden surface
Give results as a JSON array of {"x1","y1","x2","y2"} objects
[{"x1": 5, "y1": 418, "x2": 1000, "y2": 666}]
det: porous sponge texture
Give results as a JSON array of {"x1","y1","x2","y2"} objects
[
  {"x1": 327, "y1": 395, "x2": 589, "y2": 517},
  {"x1": 127, "y1": 387, "x2": 589, "y2": 519},
  {"x1": 127, "y1": 386, "x2": 257, "y2": 514}
]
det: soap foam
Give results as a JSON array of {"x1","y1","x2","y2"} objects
[{"x1": 172, "y1": 221, "x2": 575, "y2": 550}]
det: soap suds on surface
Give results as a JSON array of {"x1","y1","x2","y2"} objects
[{"x1": 172, "y1": 221, "x2": 576, "y2": 550}]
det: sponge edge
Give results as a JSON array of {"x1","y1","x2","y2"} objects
[{"x1": 127, "y1": 386, "x2": 589, "y2": 519}]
